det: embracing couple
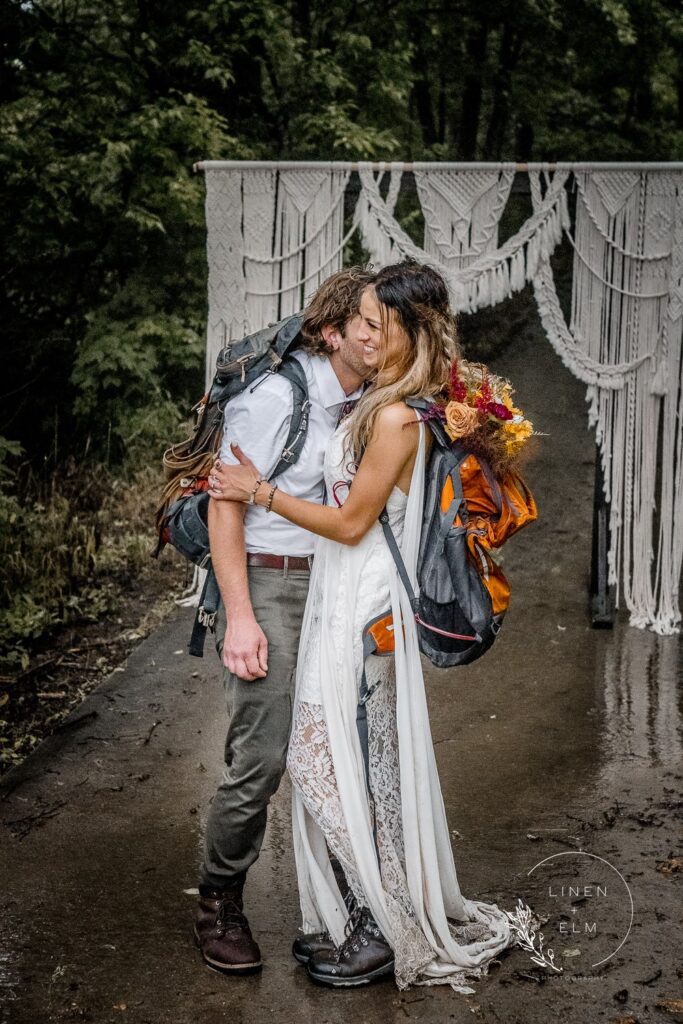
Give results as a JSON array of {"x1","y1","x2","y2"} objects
[{"x1": 195, "y1": 260, "x2": 515, "y2": 993}]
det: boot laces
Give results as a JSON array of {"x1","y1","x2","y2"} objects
[
  {"x1": 215, "y1": 895, "x2": 248, "y2": 934},
  {"x1": 334, "y1": 906, "x2": 379, "y2": 961}
]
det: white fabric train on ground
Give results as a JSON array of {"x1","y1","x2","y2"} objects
[{"x1": 198, "y1": 161, "x2": 683, "y2": 635}]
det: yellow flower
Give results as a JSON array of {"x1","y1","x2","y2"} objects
[
  {"x1": 501, "y1": 387, "x2": 515, "y2": 412},
  {"x1": 444, "y1": 401, "x2": 480, "y2": 441},
  {"x1": 504, "y1": 417, "x2": 534, "y2": 457}
]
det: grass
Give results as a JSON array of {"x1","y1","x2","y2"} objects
[{"x1": 0, "y1": 459, "x2": 188, "y2": 774}]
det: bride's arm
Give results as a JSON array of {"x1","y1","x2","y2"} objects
[{"x1": 209, "y1": 404, "x2": 419, "y2": 546}]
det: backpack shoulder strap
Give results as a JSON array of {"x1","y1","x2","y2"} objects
[
  {"x1": 379, "y1": 509, "x2": 418, "y2": 610},
  {"x1": 268, "y1": 354, "x2": 311, "y2": 480},
  {"x1": 405, "y1": 395, "x2": 452, "y2": 450}
]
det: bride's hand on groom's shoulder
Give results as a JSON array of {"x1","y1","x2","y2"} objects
[{"x1": 208, "y1": 446, "x2": 261, "y2": 502}]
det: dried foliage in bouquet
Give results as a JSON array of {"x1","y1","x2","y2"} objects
[{"x1": 436, "y1": 359, "x2": 536, "y2": 477}]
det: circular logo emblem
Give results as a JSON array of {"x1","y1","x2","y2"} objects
[{"x1": 509, "y1": 851, "x2": 633, "y2": 974}]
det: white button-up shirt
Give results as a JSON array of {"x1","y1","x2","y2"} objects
[{"x1": 219, "y1": 350, "x2": 362, "y2": 556}]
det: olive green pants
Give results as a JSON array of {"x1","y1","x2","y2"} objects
[{"x1": 200, "y1": 565, "x2": 311, "y2": 893}]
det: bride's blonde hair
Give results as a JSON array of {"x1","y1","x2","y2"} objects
[{"x1": 348, "y1": 260, "x2": 460, "y2": 462}]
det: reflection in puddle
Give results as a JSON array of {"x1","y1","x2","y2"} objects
[
  {"x1": 597, "y1": 620, "x2": 682, "y2": 780},
  {"x1": 0, "y1": 946, "x2": 19, "y2": 1005}
]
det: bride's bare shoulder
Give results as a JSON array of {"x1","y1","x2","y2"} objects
[
  {"x1": 372, "y1": 402, "x2": 422, "y2": 451},
  {"x1": 375, "y1": 401, "x2": 418, "y2": 430}
]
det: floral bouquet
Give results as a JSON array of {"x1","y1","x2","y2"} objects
[{"x1": 438, "y1": 359, "x2": 535, "y2": 475}]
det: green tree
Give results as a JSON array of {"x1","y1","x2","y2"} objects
[{"x1": 1, "y1": 0, "x2": 681, "y2": 470}]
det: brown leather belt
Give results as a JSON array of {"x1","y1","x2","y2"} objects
[{"x1": 246, "y1": 552, "x2": 313, "y2": 570}]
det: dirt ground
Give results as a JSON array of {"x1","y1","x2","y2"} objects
[{"x1": 1, "y1": 319, "x2": 681, "y2": 1024}]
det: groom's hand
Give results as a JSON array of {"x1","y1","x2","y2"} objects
[{"x1": 223, "y1": 613, "x2": 269, "y2": 681}]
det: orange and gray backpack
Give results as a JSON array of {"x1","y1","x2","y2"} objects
[{"x1": 357, "y1": 395, "x2": 537, "y2": 745}]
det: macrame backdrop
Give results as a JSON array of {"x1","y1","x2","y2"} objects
[
  {"x1": 204, "y1": 165, "x2": 350, "y2": 387},
  {"x1": 199, "y1": 161, "x2": 683, "y2": 636}
]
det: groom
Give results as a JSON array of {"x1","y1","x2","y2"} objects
[{"x1": 195, "y1": 266, "x2": 375, "y2": 974}]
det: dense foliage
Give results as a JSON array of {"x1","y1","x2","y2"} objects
[
  {"x1": 0, "y1": 0, "x2": 681, "y2": 670},
  {"x1": 2, "y1": 0, "x2": 682, "y2": 469}
]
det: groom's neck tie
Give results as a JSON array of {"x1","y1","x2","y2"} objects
[{"x1": 336, "y1": 398, "x2": 358, "y2": 427}]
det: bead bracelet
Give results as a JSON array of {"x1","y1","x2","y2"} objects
[
  {"x1": 248, "y1": 476, "x2": 266, "y2": 504},
  {"x1": 265, "y1": 483, "x2": 278, "y2": 513}
]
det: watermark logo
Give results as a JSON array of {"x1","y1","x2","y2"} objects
[{"x1": 505, "y1": 851, "x2": 634, "y2": 974}]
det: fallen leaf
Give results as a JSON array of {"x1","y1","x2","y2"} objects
[
  {"x1": 656, "y1": 858, "x2": 682, "y2": 876},
  {"x1": 656, "y1": 1000, "x2": 683, "y2": 1017}
]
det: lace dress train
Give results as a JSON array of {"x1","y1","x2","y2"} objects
[{"x1": 287, "y1": 419, "x2": 516, "y2": 993}]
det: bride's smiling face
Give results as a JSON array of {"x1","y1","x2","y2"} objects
[{"x1": 358, "y1": 286, "x2": 410, "y2": 376}]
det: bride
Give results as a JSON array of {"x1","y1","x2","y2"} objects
[{"x1": 208, "y1": 260, "x2": 517, "y2": 992}]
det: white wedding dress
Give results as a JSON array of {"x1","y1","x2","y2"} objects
[{"x1": 286, "y1": 416, "x2": 516, "y2": 993}]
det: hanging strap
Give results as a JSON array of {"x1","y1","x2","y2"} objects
[
  {"x1": 355, "y1": 512, "x2": 414, "y2": 793},
  {"x1": 188, "y1": 563, "x2": 222, "y2": 658},
  {"x1": 268, "y1": 357, "x2": 311, "y2": 480},
  {"x1": 355, "y1": 629, "x2": 383, "y2": 790},
  {"x1": 378, "y1": 509, "x2": 420, "y2": 610},
  {"x1": 355, "y1": 625, "x2": 383, "y2": 856}
]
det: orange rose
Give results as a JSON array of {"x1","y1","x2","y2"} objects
[{"x1": 444, "y1": 401, "x2": 480, "y2": 441}]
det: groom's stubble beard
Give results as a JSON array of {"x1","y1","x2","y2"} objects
[{"x1": 335, "y1": 315, "x2": 375, "y2": 384}]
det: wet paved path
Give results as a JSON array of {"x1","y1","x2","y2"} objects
[{"x1": 1, "y1": 324, "x2": 681, "y2": 1024}]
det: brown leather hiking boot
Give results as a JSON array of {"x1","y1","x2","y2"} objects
[
  {"x1": 307, "y1": 907, "x2": 394, "y2": 987},
  {"x1": 194, "y1": 888, "x2": 262, "y2": 974}
]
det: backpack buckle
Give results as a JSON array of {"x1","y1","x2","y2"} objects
[
  {"x1": 198, "y1": 607, "x2": 217, "y2": 629},
  {"x1": 359, "y1": 683, "x2": 379, "y2": 706}
]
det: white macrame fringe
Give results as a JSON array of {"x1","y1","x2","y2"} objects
[
  {"x1": 200, "y1": 162, "x2": 683, "y2": 635},
  {"x1": 530, "y1": 168, "x2": 683, "y2": 636}
]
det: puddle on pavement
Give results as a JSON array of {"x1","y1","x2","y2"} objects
[
  {"x1": 595, "y1": 619, "x2": 682, "y2": 785},
  {"x1": 0, "y1": 943, "x2": 20, "y2": 1015}
]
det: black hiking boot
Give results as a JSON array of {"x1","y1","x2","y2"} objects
[
  {"x1": 292, "y1": 859, "x2": 357, "y2": 965},
  {"x1": 306, "y1": 906, "x2": 394, "y2": 987},
  {"x1": 292, "y1": 930, "x2": 336, "y2": 964}
]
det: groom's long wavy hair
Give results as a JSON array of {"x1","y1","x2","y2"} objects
[
  {"x1": 299, "y1": 264, "x2": 374, "y2": 355},
  {"x1": 347, "y1": 260, "x2": 460, "y2": 462}
]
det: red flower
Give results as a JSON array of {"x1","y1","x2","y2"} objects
[
  {"x1": 449, "y1": 361, "x2": 467, "y2": 402},
  {"x1": 486, "y1": 401, "x2": 514, "y2": 421}
]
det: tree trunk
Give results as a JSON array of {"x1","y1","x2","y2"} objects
[
  {"x1": 408, "y1": 13, "x2": 437, "y2": 149},
  {"x1": 483, "y1": 19, "x2": 521, "y2": 159},
  {"x1": 456, "y1": 18, "x2": 489, "y2": 159}
]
